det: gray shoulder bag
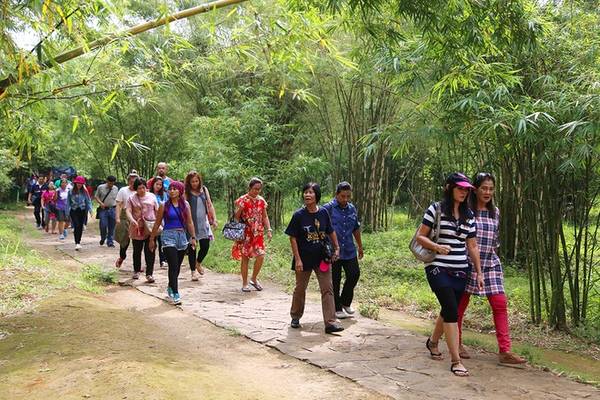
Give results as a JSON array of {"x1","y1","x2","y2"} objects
[{"x1": 409, "y1": 202, "x2": 441, "y2": 263}]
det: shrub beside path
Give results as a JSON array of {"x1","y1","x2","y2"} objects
[{"x1": 53, "y1": 229, "x2": 598, "y2": 400}]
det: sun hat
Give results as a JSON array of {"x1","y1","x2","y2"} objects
[
  {"x1": 446, "y1": 172, "x2": 475, "y2": 189},
  {"x1": 73, "y1": 176, "x2": 86, "y2": 185}
]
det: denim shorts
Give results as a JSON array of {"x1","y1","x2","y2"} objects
[
  {"x1": 161, "y1": 229, "x2": 189, "y2": 251},
  {"x1": 56, "y1": 209, "x2": 69, "y2": 222}
]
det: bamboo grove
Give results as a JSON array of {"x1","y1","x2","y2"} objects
[{"x1": 1, "y1": 1, "x2": 599, "y2": 336}]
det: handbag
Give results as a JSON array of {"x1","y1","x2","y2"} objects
[
  {"x1": 315, "y1": 215, "x2": 334, "y2": 263},
  {"x1": 144, "y1": 219, "x2": 163, "y2": 235},
  {"x1": 95, "y1": 188, "x2": 113, "y2": 219},
  {"x1": 223, "y1": 220, "x2": 246, "y2": 241},
  {"x1": 409, "y1": 202, "x2": 441, "y2": 263}
]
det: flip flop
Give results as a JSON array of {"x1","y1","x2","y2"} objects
[
  {"x1": 241, "y1": 285, "x2": 252, "y2": 292},
  {"x1": 249, "y1": 280, "x2": 263, "y2": 291},
  {"x1": 450, "y1": 361, "x2": 469, "y2": 377}
]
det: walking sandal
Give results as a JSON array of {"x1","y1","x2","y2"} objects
[
  {"x1": 426, "y1": 338, "x2": 443, "y2": 360},
  {"x1": 450, "y1": 360, "x2": 469, "y2": 377}
]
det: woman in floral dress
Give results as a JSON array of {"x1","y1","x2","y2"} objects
[
  {"x1": 232, "y1": 177, "x2": 272, "y2": 292},
  {"x1": 457, "y1": 172, "x2": 526, "y2": 367}
]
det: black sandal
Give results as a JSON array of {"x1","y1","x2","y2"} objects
[
  {"x1": 426, "y1": 338, "x2": 443, "y2": 360},
  {"x1": 450, "y1": 361, "x2": 469, "y2": 377}
]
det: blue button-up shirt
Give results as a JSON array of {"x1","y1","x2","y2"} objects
[{"x1": 323, "y1": 198, "x2": 360, "y2": 260}]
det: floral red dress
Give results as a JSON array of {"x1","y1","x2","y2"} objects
[{"x1": 231, "y1": 194, "x2": 268, "y2": 260}]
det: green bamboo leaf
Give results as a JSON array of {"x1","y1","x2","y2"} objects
[
  {"x1": 72, "y1": 116, "x2": 79, "y2": 133},
  {"x1": 110, "y1": 143, "x2": 119, "y2": 161}
]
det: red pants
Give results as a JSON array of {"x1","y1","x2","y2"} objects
[{"x1": 457, "y1": 292, "x2": 511, "y2": 353}]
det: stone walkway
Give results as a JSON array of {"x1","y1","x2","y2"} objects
[{"x1": 43, "y1": 225, "x2": 599, "y2": 400}]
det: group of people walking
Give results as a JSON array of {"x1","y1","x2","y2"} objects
[
  {"x1": 110, "y1": 164, "x2": 217, "y2": 305},
  {"x1": 28, "y1": 165, "x2": 524, "y2": 376},
  {"x1": 28, "y1": 173, "x2": 93, "y2": 249}
]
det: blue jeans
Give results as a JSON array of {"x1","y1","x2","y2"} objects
[{"x1": 98, "y1": 207, "x2": 116, "y2": 245}]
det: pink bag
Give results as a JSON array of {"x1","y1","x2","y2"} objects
[{"x1": 319, "y1": 260, "x2": 330, "y2": 272}]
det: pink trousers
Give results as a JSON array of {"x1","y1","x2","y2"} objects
[{"x1": 457, "y1": 292, "x2": 511, "y2": 353}]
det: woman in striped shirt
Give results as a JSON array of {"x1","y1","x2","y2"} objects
[{"x1": 416, "y1": 172, "x2": 484, "y2": 377}]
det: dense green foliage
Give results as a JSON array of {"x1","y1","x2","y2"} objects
[{"x1": 1, "y1": 1, "x2": 599, "y2": 339}]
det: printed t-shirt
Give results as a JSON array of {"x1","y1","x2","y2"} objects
[{"x1": 285, "y1": 206, "x2": 333, "y2": 271}]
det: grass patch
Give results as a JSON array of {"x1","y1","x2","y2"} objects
[
  {"x1": 78, "y1": 264, "x2": 118, "y2": 293},
  {"x1": 359, "y1": 302, "x2": 380, "y2": 320},
  {"x1": 0, "y1": 209, "x2": 115, "y2": 316}
]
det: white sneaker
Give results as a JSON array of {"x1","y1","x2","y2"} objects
[
  {"x1": 335, "y1": 311, "x2": 349, "y2": 319},
  {"x1": 160, "y1": 261, "x2": 168, "y2": 269},
  {"x1": 75, "y1": 244, "x2": 82, "y2": 250},
  {"x1": 191, "y1": 270, "x2": 200, "y2": 281},
  {"x1": 59, "y1": 234, "x2": 65, "y2": 240},
  {"x1": 342, "y1": 305, "x2": 355, "y2": 315}
]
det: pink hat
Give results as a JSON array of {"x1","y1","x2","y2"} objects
[
  {"x1": 446, "y1": 172, "x2": 475, "y2": 190},
  {"x1": 73, "y1": 175, "x2": 86, "y2": 184}
]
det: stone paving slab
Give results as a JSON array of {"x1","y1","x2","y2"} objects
[{"x1": 43, "y1": 229, "x2": 600, "y2": 400}]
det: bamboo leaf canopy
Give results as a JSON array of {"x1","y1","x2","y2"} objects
[{"x1": 0, "y1": 0, "x2": 249, "y2": 97}]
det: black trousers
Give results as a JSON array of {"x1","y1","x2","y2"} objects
[
  {"x1": 332, "y1": 257, "x2": 360, "y2": 311},
  {"x1": 433, "y1": 287, "x2": 464, "y2": 323},
  {"x1": 165, "y1": 247, "x2": 186, "y2": 294},
  {"x1": 132, "y1": 237, "x2": 155, "y2": 275},
  {"x1": 33, "y1": 199, "x2": 43, "y2": 226},
  {"x1": 70, "y1": 208, "x2": 86, "y2": 244},
  {"x1": 119, "y1": 242, "x2": 129, "y2": 260},
  {"x1": 187, "y1": 238, "x2": 210, "y2": 271},
  {"x1": 157, "y1": 235, "x2": 166, "y2": 263}
]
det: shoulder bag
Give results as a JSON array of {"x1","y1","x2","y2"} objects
[
  {"x1": 315, "y1": 209, "x2": 334, "y2": 263},
  {"x1": 409, "y1": 202, "x2": 441, "y2": 263},
  {"x1": 95, "y1": 187, "x2": 113, "y2": 219}
]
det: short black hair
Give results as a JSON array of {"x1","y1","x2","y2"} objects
[
  {"x1": 248, "y1": 177, "x2": 263, "y2": 189},
  {"x1": 302, "y1": 182, "x2": 321, "y2": 204},
  {"x1": 336, "y1": 181, "x2": 352, "y2": 194},
  {"x1": 106, "y1": 175, "x2": 116, "y2": 182},
  {"x1": 133, "y1": 177, "x2": 147, "y2": 190}
]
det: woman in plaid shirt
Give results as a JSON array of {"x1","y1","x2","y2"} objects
[{"x1": 457, "y1": 173, "x2": 527, "y2": 366}]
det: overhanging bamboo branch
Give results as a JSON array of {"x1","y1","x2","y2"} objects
[{"x1": 0, "y1": 0, "x2": 248, "y2": 95}]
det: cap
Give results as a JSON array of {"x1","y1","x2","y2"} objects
[
  {"x1": 73, "y1": 176, "x2": 86, "y2": 185},
  {"x1": 127, "y1": 169, "x2": 139, "y2": 179},
  {"x1": 446, "y1": 172, "x2": 475, "y2": 189}
]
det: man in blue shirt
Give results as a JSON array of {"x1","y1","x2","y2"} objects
[{"x1": 323, "y1": 182, "x2": 364, "y2": 319}]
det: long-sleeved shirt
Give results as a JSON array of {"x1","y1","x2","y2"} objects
[{"x1": 67, "y1": 189, "x2": 92, "y2": 213}]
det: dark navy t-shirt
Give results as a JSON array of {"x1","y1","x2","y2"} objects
[
  {"x1": 30, "y1": 183, "x2": 43, "y2": 203},
  {"x1": 285, "y1": 206, "x2": 333, "y2": 271}
]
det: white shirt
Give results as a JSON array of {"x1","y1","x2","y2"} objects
[{"x1": 116, "y1": 186, "x2": 136, "y2": 204}]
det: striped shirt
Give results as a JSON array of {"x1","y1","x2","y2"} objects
[{"x1": 422, "y1": 202, "x2": 476, "y2": 269}]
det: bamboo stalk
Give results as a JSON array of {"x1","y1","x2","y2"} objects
[{"x1": 0, "y1": 0, "x2": 248, "y2": 93}]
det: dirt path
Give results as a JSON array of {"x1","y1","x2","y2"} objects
[
  {"x1": 0, "y1": 287, "x2": 387, "y2": 400},
  {"x1": 4, "y1": 212, "x2": 600, "y2": 400}
]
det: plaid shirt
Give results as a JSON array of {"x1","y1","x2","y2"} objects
[{"x1": 466, "y1": 208, "x2": 505, "y2": 296}]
